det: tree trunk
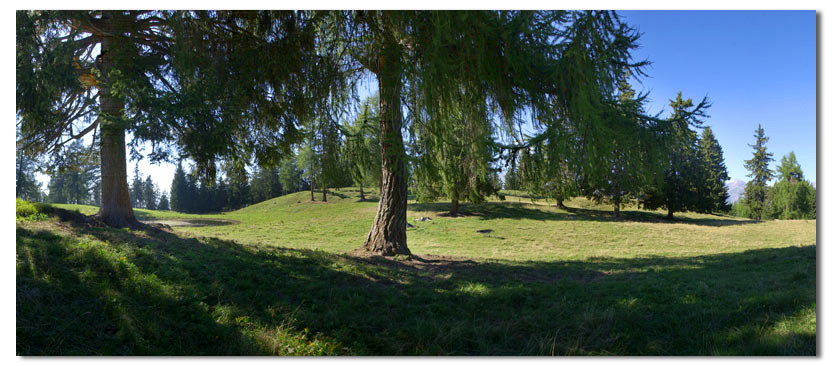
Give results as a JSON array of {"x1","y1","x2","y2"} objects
[
  {"x1": 310, "y1": 170, "x2": 315, "y2": 202},
  {"x1": 96, "y1": 28, "x2": 136, "y2": 227},
  {"x1": 323, "y1": 186, "x2": 327, "y2": 202},
  {"x1": 359, "y1": 183, "x2": 365, "y2": 201},
  {"x1": 556, "y1": 198, "x2": 566, "y2": 209},
  {"x1": 361, "y1": 38, "x2": 410, "y2": 256},
  {"x1": 613, "y1": 198, "x2": 620, "y2": 218},
  {"x1": 667, "y1": 208, "x2": 674, "y2": 220},
  {"x1": 450, "y1": 196, "x2": 460, "y2": 217}
]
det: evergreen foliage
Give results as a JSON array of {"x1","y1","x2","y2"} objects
[
  {"x1": 170, "y1": 161, "x2": 188, "y2": 213},
  {"x1": 279, "y1": 156, "x2": 305, "y2": 195},
  {"x1": 642, "y1": 92, "x2": 710, "y2": 219},
  {"x1": 130, "y1": 166, "x2": 145, "y2": 209},
  {"x1": 578, "y1": 74, "x2": 665, "y2": 216},
  {"x1": 250, "y1": 166, "x2": 283, "y2": 204},
  {"x1": 16, "y1": 10, "x2": 325, "y2": 226},
  {"x1": 45, "y1": 140, "x2": 100, "y2": 205},
  {"x1": 693, "y1": 126, "x2": 730, "y2": 213},
  {"x1": 157, "y1": 192, "x2": 170, "y2": 211},
  {"x1": 16, "y1": 138, "x2": 45, "y2": 202},
  {"x1": 344, "y1": 95, "x2": 382, "y2": 201},
  {"x1": 767, "y1": 152, "x2": 815, "y2": 220},
  {"x1": 411, "y1": 93, "x2": 499, "y2": 215},
  {"x1": 742, "y1": 125, "x2": 775, "y2": 220},
  {"x1": 144, "y1": 176, "x2": 158, "y2": 210}
]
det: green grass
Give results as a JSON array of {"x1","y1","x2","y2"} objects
[{"x1": 17, "y1": 190, "x2": 816, "y2": 355}]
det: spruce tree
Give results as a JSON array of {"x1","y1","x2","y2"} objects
[
  {"x1": 144, "y1": 176, "x2": 157, "y2": 210},
  {"x1": 157, "y1": 192, "x2": 170, "y2": 211},
  {"x1": 742, "y1": 124, "x2": 774, "y2": 220},
  {"x1": 695, "y1": 126, "x2": 730, "y2": 213},
  {"x1": 46, "y1": 140, "x2": 99, "y2": 205},
  {"x1": 130, "y1": 165, "x2": 145, "y2": 209},
  {"x1": 170, "y1": 161, "x2": 188, "y2": 212},
  {"x1": 16, "y1": 132, "x2": 45, "y2": 202},
  {"x1": 642, "y1": 92, "x2": 710, "y2": 219}
]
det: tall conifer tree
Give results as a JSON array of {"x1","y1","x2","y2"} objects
[
  {"x1": 742, "y1": 124, "x2": 774, "y2": 220},
  {"x1": 694, "y1": 126, "x2": 730, "y2": 213}
]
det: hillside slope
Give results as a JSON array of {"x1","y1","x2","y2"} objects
[{"x1": 16, "y1": 198, "x2": 816, "y2": 355}]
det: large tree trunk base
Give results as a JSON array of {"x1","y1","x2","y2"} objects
[{"x1": 94, "y1": 211, "x2": 138, "y2": 228}]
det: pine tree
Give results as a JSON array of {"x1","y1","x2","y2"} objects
[
  {"x1": 225, "y1": 163, "x2": 251, "y2": 210},
  {"x1": 157, "y1": 192, "x2": 170, "y2": 211},
  {"x1": 742, "y1": 124, "x2": 774, "y2": 220},
  {"x1": 16, "y1": 140, "x2": 44, "y2": 202},
  {"x1": 769, "y1": 152, "x2": 814, "y2": 219},
  {"x1": 250, "y1": 166, "x2": 282, "y2": 204},
  {"x1": 170, "y1": 161, "x2": 188, "y2": 212},
  {"x1": 642, "y1": 92, "x2": 710, "y2": 219},
  {"x1": 144, "y1": 176, "x2": 157, "y2": 210},
  {"x1": 45, "y1": 140, "x2": 98, "y2": 205},
  {"x1": 130, "y1": 165, "x2": 145, "y2": 209},
  {"x1": 694, "y1": 126, "x2": 730, "y2": 213}
]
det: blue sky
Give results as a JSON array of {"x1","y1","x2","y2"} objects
[{"x1": 618, "y1": 10, "x2": 817, "y2": 183}]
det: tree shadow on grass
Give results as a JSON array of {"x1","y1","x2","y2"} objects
[
  {"x1": 17, "y1": 209, "x2": 813, "y2": 355},
  {"x1": 408, "y1": 201, "x2": 759, "y2": 227}
]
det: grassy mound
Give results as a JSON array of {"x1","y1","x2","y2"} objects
[{"x1": 16, "y1": 196, "x2": 816, "y2": 355}]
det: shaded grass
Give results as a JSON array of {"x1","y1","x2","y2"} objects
[{"x1": 16, "y1": 198, "x2": 816, "y2": 355}]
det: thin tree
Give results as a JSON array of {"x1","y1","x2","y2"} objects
[{"x1": 742, "y1": 124, "x2": 774, "y2": 221}]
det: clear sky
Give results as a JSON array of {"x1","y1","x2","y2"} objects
[
  {"x1": 619, "y1": 10, "x2": 817, "y2": 184},
  {"x1": 33, "y1": 10, "x2": 819, "y2": 194}
]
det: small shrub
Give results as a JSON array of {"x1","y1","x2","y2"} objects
[{"x1": 16, "y1": 198, "x2": 48, "y2": 221}]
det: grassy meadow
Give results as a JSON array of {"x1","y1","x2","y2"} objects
[{"x1": 17, "y1": 189, "x2": 816, "y2": 355}]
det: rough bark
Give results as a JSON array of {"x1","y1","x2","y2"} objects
[
  {"x1": 361, "y1": 38, "x2": 411, "y2": 256},
  {"x1": 96, "y1": 24, "x2": 137, "y2": 228}
]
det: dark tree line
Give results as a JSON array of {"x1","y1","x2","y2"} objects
[{"x1": 168, "y1": 154, "x2": 322, "y2": 214}]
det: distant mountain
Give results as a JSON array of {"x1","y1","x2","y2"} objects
[{"x1": 725, "y1": 179, "x2": 746, "y2": 204}]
